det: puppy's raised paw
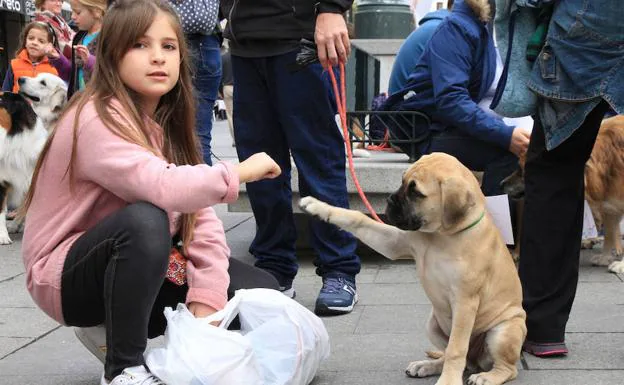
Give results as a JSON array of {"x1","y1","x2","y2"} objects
[
  {"x1": 405, "y1": 359, "x2": 443, "y2": 378},
  {"x1": 299, "y1": 196, "x2": 331, "y2": 222}
]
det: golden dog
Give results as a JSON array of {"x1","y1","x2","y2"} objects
[
  {"x1": 586, "y1": 115, "x2": 624, "y2": 271},
  {"x1": 502, "y1": 115, "x2": 624, "y2": 269},
  {"x1": 300, "y1": 153, "x2": 526, "y2": 385}
]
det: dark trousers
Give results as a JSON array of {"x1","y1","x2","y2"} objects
[
  {"x1": 187, "y1": 34, "x2": 222, "y2": 165},
  {"x1": 423, "y1": 128, "x2": 518, "y2": 196},
  {"x1": 519, "y1": 101, "x2": 609, "y2": 343},
  {"x1": 60, "y1": 202, "x2": 279, "y2": 380},
  {"x1": 231, "y1": 50, "x2": 361, "y2": 286}
]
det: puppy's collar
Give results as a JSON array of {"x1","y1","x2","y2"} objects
[{"x1": 458, "y1": 211, "x2": 485, "y2": 233}]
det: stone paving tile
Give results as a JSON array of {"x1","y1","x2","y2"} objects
[
  {"x1": 354, "y1": 304, "x2": 430, "y2": 335},
  {"x1": 0, "y1": 307, "x2": 58, "y2": 338},
  {"x1": 0, "y1": 275, "x2": 36, "y2": 308},
  {"x1": 0, "y1": 337, "x2": 32, "y2": 360}
]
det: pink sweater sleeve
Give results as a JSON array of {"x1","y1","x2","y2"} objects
[
  {"x1": 184, "y1": 207, "x2": 230, "y2": 310},
  {"x1": 75, "y1": 116, "x2": 239, "y2": 212}
]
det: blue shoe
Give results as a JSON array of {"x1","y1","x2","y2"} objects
[{"x1": 314, "y1": 276, "x2": 358, "y2": 316}]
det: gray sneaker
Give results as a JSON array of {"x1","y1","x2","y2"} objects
[
  {"x1": 74, "y1": 325, "x2": 106, "y2": 363},
  {"x1": 101, "y1": 366, "x2": 165, "y2": 385}
]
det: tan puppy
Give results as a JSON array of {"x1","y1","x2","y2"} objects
[{"x1": 300, "y1": 153, "x2": 526, "y2": 385}]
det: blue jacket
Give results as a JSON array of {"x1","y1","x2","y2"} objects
[
  {"x1": 526, "y1": 0, "x2": 624, "y2": 150},
  {"x1": 384, "y1": 0, "x2": 514, "y2": 150},
  {"x1": 388, "y1": 9, "x2": 450, "y2": 94}
]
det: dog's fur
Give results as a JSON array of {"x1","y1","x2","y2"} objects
[
  {"x1": 0, "y1": 74, "x2": 67, "y2": 244},
  {"x1": 301, "y1": 153, "x2": 526, "y2": 385},
  {"x1": 501, "y1": 115, "x2": 624, "y2": 271},
  {"x1": 18, "y1": 73, "x2": 67, "y2": 131},
  {"x1": 0, "y1": 92, "x2": 49, "y2": 244}
]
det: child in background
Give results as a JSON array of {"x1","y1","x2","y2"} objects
[
  {"x1": 2, "y1": 22, "x2": 59, "y2": 92},
  {"x1": 48, "y1": 0, "x2": 106, "y2": 99},
  {"x1": 20, "y1": 0, "x2": 281, "y2": 384}
]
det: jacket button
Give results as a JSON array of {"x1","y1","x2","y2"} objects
[{"x1": 542, "y1": 52, "x2": 551, "y2": 61}]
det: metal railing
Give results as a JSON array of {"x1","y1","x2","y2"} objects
[{"x1": 346, "y1": 110, "x2": 432, "y2": 162}]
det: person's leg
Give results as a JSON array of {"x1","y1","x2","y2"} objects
[
  {"x1": 147, "y1": 258, "x2": 280, "y2": 337},
  {"x1": 61, "y1": 202, "x2": 171, "y2": 381},
  {"x1": 223, "y1": 84, "x2": 235, "y2": 146},
  {"x1": 519, "y1": 101, "x2": 609, "y2": 352},
  {"x1": 269, "y1": 51, "x2": 360, "y2": 314},
  {"x1": 425, "y1": 128, "x2": 518, "y2": 196},
  {"x1": 231, "y1": 55, "x2": 298, "y2": 290},
  {"x1": 187, "y1": 34, "x2": 222, "y2": 165}
]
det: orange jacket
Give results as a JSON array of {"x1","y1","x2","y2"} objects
[{"x1": 9, "y1": 49, "x2": 59, "y2": 92}]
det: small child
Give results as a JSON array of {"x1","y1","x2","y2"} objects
[
  {"x1": 21, "y1": 0, "x2": 281, "y2": 384},
  {"x1": 1, "y1": 22, "x2": 59, "y2": 92},
  {"x1": 48, "y1": 0, "x2": 106, "y2": 99}
]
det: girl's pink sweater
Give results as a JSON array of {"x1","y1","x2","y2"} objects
[{"x1": 22, "y1": 101, "x2": 239, "y2": 324}]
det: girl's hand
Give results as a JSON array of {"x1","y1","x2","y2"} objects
[
  {"x1": 188, "y1": 302, "x2": 219, "y2": 325},
  {"x1": 45, "y1": 44, "x2": 59, "y2": 59},
  {"x1": 236, "y1": 152, "x2": 282, "y2": 183},
  {"x1": 75, "y1": 45, "x2": 90, "y2": 63}
]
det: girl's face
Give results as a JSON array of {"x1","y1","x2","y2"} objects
[
  {"x1": 118, "y1": 11, "x2": 181, "y2": 115},
  {"x1": 25, "y1": 28, "x2": 51, "y2": 62},
  {"x1": 42, "y1": 0, "x2": 62, "y2": 15},
  {"x1": 71, "y1": 2, "x2": 100, "y2": 32}
]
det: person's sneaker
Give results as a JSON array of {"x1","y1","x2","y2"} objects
[
  {"x1": 314, "y1": 276, "x2": 358, "y2": 316},
  {"x1": 74, "y1": 325, "x2": 106, "y2": 364},
  {"x1": 279, "y1": 285, "x2": 296, "y2": 299},
  {"x1": 101, "y1": 365, "x2": 165, "y2": 385},
  {"x1": 522, "y1": 340, "x2": 568, "y2": 357}
]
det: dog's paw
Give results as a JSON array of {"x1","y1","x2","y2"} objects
[
  {"x1": 405, "y1": 359, "x2": 443, "y2": 378},
  {"x1": 591, "y1": 252, "x2": 616, "y2": 266},
  {"x1": 6, "y1": 220, "x2": 23, "y2": 234},
  {"x1": 467, "y1": 372, "x2": 498, "y2": 385},
  {"x1": 299, "y1": 197, "x2": 331, "y2": 222},
  {"x1": 608, "y1": 260, "x2": 624, "y2": 274},
  {"x1": 0, "y1": 230, "x2": 12, "y2": 245}
]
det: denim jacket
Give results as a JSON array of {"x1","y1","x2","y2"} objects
[
  {"x1": 527, "y1": 0, "x2": 624, "y2": 149},
  {"x1": 384, "y1": 0, "x2": 515, "y2": 150}
]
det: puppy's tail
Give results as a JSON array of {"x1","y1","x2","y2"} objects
[{"x1": 425, "y1": 350, "x2": 444, "y2": 359}]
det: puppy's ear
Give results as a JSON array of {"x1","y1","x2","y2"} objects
[{"x1": 441, "y1": 176, "x2": 475, "y2": 230}]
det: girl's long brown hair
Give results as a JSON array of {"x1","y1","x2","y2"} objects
[{"x1": 21, "y1": 0, "x2": 202, "y2": 252}]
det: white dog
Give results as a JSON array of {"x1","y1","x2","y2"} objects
[
  {"x1": 18, "y1": 73, "x2": 67, "y2": 131},
  {"x1": 0, "y1": 74, "x2": 67, "y2": 244}
]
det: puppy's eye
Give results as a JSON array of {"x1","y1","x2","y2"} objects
[
  {"x1": 40, "y1": 80, "x2": 47, "y2": 86},
  {"x1": 407, "y1": 180, "x2": 425, "y2": 199}
]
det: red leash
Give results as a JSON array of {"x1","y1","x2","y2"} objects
[{"x1": 328, "y1": 63, "x2": 383, "y2": 223}]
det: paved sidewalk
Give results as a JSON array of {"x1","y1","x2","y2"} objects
[{"x1": 1, "y1": 120, "x2": 624, "y2": 384}]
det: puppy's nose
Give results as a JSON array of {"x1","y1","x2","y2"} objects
[{"x1": 18, "y1": 77, "x2": 26, "y2": 85}]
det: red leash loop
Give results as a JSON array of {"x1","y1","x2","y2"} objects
[{"x1": 328, "y1": 63, "x2": 383, "y2": 223}]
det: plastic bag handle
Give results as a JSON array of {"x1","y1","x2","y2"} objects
[{"x1": 202, "y1": 289, "x2": 245, "y2": 329}]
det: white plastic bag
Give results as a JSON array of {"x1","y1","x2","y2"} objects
[
  {"x1": 145, "y1": 303, "x2": 262, "y2": 385},
  {"x1": 219, "y1": 289, "x2": 331, "y2": 385},
  {"x1": 146, "y1": 288, "x2": 330, "y2": 385}
]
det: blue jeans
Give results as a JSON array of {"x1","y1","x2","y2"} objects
[
  {"x1": 422, "y1": 128, "x2": 518, "y2": 196},
  {"x1": 231, "y1": 50, "x2": 361, "y2": 286},
  {"x1": 187, "y1": 34, "x2": 222, "y2": 165}
]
